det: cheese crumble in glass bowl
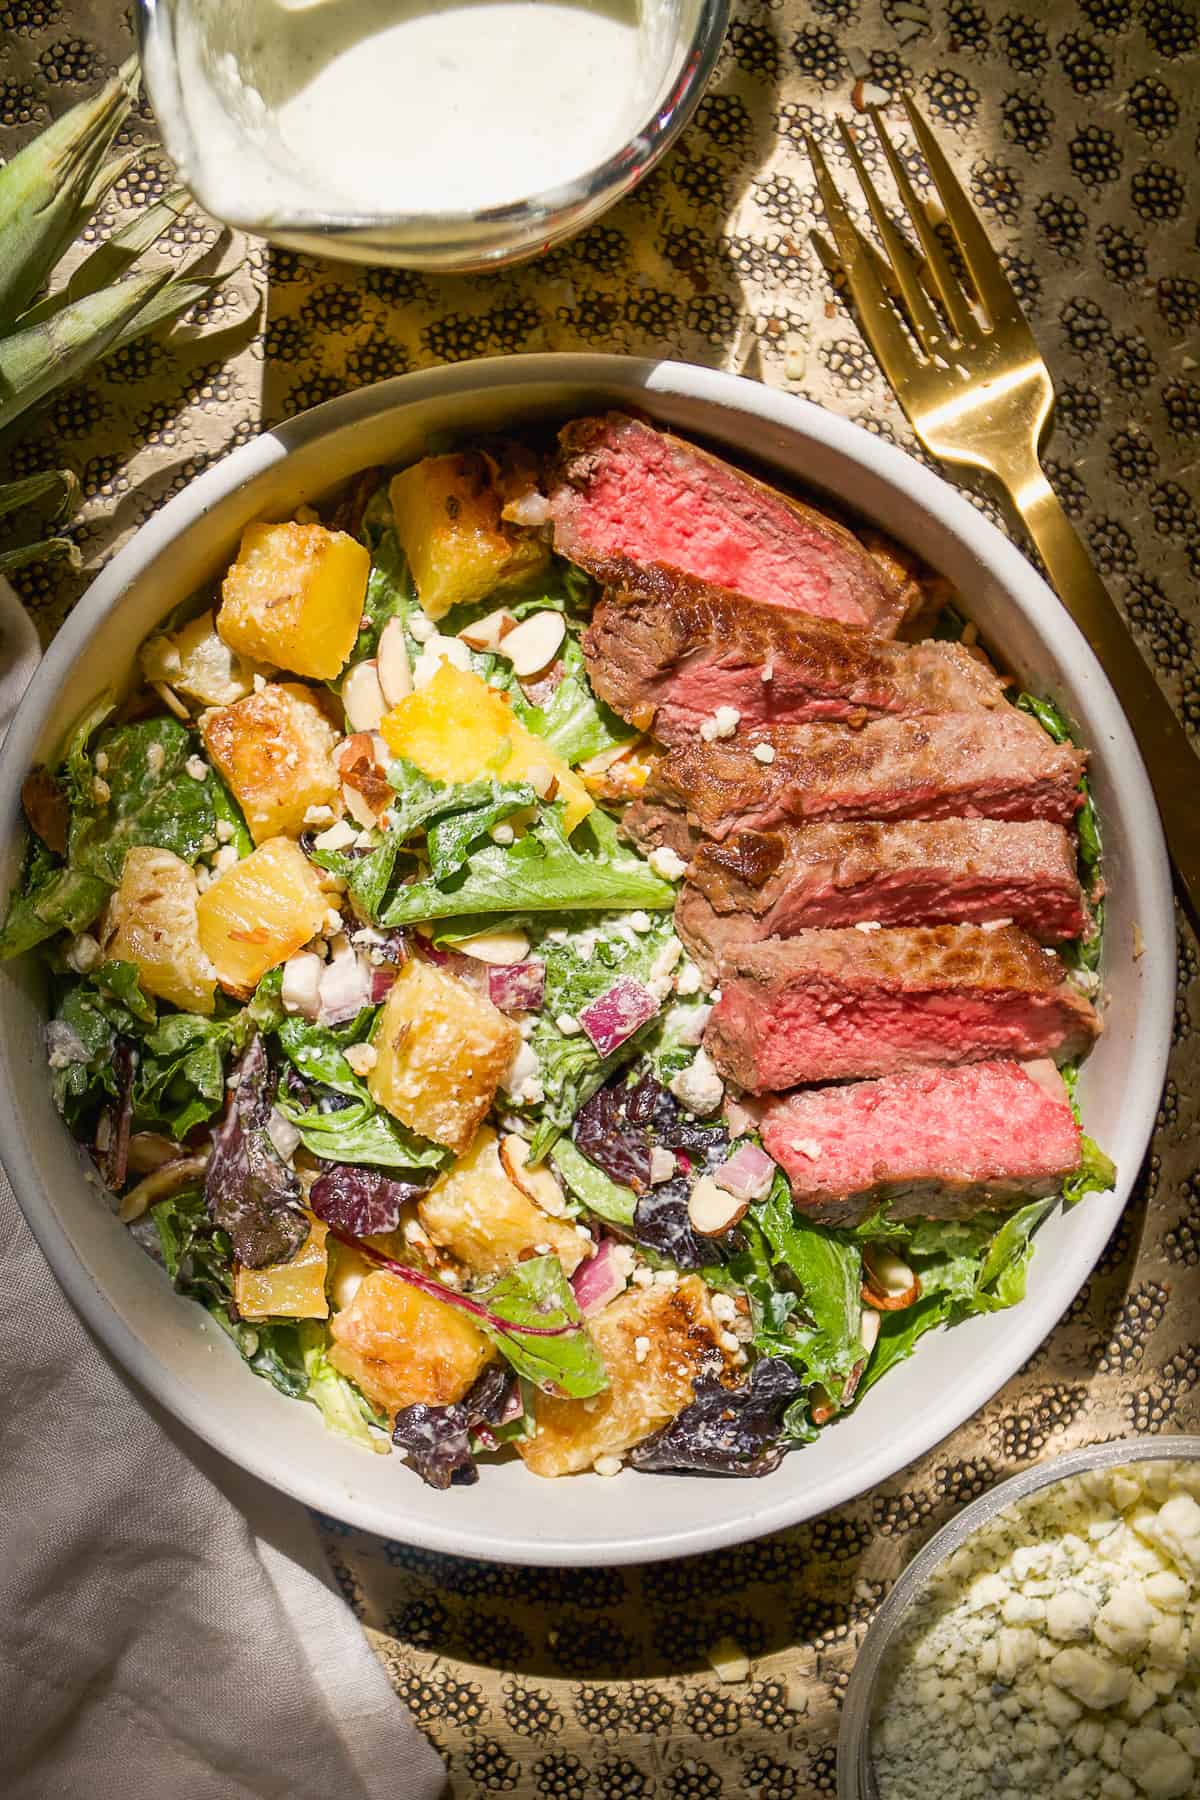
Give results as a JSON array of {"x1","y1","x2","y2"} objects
[{"x1": 838, "y1": 1438, "x2": 1200, "y2": 1800}]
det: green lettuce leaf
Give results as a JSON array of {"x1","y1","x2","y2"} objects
[
  {"x1": 276, "y1": 1008, "x2": 377, "y2": 1099},
  {"x1": 274, "y1": 1085, "x2": 447, "y2": 1173},
  {"x1": 739, "y1": 1177, "x2": 865, "y2": 1408},
  {"x1": 474, "y1": 1255, "x2": 608, "y2": 1398},
  {"x1": 68, "y1": 717, "x2": 219, "y2": 884},
  {"x1": 1016, "y1": 690, "x2": 1103, "y2": 971},
  {"x1": 134, "y1": 1010, "x2": 248, "y2": 1138},
  {"x1": 424, "y1": 781, "x2": 537, "y2": 880},
  {"x1": 516, "y1": 636, "x2": 632, "y2": 767},
  {"x1": 298, "y1": 1320, "x2": 386, "y2": 1450},
  {"x1": 1064, "y1": 1133, "x2": 1117, "y2": 1206},
  {"x1": 550, "y1": 1137, "x2": 635, "y2": 1226},
  {"x1": 381, "y1": 807, "x2": 673, "y2": 926},
  {"x1": 349, "y1": 526, "x2": 414, "y2": 663},
  {"x1": 526, "y1": 916, "x2": 673, "y2": 1159},
  {"x1": 0, "y1": 834, "x2": 108, "y2": 956}
]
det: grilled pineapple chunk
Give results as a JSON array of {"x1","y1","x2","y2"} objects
[
  {"x1": 99, "y1": 846, "x2": 218, "y2": 1014},
  {"x1": 217, "y1": 520, "x2": 369, "y2": 679},
  {"x1": 389, "y1": 452, "x2": 548, "y2": 620},
  {"x1": 380, "y1": 664, "x2": 592, "y2": 834},
  {"x1": 201, "y1": 682, "x2": 340, "y2": 843},
  {"x1": 519, "y1": 1277, "x2": 728, "y2": 1477},
  {"x1": 328, "y1": 1268, "x2": 493, "y2": 1417},
  {"x1": 141, "y1": 609, "x2": 269, "y2": 708},
  {"x1": 367, "y1": 958, "x2": 520, "y2": 1155},
  {"x1": 233, "y1": 1215, "x2": 329, "y2": 1320},
  {"x1": 419, "y1": 1128, "x2": 587, "y2": 1277},
  {"x1": 197, "y1": 834, "x2": 328, "y2": 995}
]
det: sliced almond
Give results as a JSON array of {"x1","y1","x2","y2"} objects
[
  {"x1": 523, "y1": 762, "x2": 559, "y2": 803},
  {"x1": 687, "y1": 1175, "x2": 749, "y2": 1238},
  {"x1": 342, "y1": 781, "x2": 380, "y2": 830},
  {"x1": 342, "y1": 659, "x2": 387, "y2": 733},
  {"x1": 579, "y1": 738, "x2": 641, "y2": 778},
  {"x1": 457, "y1": 925, "x2": 531, "y2": 966},
  {"x1": 498, "y1": 610, "x2": 566, "y2": 679},
  {"x1": 376, "y1": 616, "x2": 412, "y2": 707},
  {"x1": 859, "y1": 1306, "x2": 882, "y2": 1355},
  {"x1": 862, "y1": 1243, "x2": 917, "y2": 1297},
  {"x1": 313, "y1": 819, "x2": 357, "y2": 852},
  {"x1": 151, "y1": 679, "x2": 191, "y2": 722},
  {"x1": 458, "y1": 607, "x2": 516, "y2": 652},
  {"x1": 500, "y1": 1134, "x2": 568, "y2": 1217}
]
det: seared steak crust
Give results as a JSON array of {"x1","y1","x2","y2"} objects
[
  {"x1": 676, "y1": 818, "x2": 1087, "y2": 974},
  {"x1": 580, "y1": 570, "x2": 1004, "y2": 744},
  {"x1": 704, "y1": 924, "x2": 1100, "y2": 1092},
  {"x1": 646, "y1": 712, "x2": 1086, "y2": 840},
  {"x1": 552, "y1": 412, "x2": 913, "y2": 634},
  {"x1": 760, "y1": 1059, "x2": 1084, "y2": 1226}
]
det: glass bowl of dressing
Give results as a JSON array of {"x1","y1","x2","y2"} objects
[
  {"x1": 138, "y1": 0, "x2": 729, "y2": 270},
  {"x1": 838, "y1": 1437, "x2": 1200, "y2": 1800}
]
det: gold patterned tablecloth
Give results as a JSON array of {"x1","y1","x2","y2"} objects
[{"x1": 3, "y1": 0, "x2": 1199, "y2": 1791}]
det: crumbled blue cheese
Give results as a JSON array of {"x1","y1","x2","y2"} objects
[
  {"x1": 648, "y1": 844, "x2": 689, "y2": 881},
  {"x1": 872, "y1": 1463, "x2": 1200, "y2": 1800},
  {"x1": 699, "y1": 705, "x2": 740, "y2": 742}
]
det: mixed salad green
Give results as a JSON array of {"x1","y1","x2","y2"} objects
[{"x1": 0, "y1": 465, "x2": 1115, "y2": 1487}]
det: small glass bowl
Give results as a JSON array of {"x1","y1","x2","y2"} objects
[
  {"x1": 137, "y1": 0, "x2": 729, "y2": 271},
  {"x1": 837, "y1": 1435, "x2": 1200, "y2": 1800}
]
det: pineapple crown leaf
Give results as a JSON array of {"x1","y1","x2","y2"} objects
[
  {"x1": 0, "y1": 534, "x2": 82, "y2": 577},
  {"x1": 0, "y1": 469, "x2": 80, "y2": 526},
  {"x1": 0, "y1": 62, "x2": 139, "y2": 330}
]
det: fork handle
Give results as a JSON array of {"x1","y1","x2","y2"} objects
[{"x1": 1000, "y1": 459, "x2": 1200, "y2": 924}]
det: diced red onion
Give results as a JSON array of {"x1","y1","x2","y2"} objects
[
  {"x1": 570, "y1": 1239, "x2": 627, "y2": 1317},
  {"x1": 578, "y1": 976, "x2": 660, "y2": 1057},
  {"x1": 714, "y1": 1142, "x2": 776, "y2": 1203},
  {"x1": 368, "y1": 964, "x2": 397, "y2": 1003},
  {"x1": 488, "y1": 958, "x2": 546, "y2": 1014}
]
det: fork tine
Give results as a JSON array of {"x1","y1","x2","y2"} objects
[
  {"x1": 866, "y1": 106, "x2": 975, "y2": 343},
  {"x1": 900, "y1": 95, "x2": 1023, "y2": 332},
  {"x1": 835, "y1": 119, "x2": 946, "y2": 355},
  {"x1": 804, "y1": 135, "x2": 924, "y2": 387}
]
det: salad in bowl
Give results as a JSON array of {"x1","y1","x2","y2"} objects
[{"x1": 1, "y1": 411, "x2": 1116, "y2": 1491}]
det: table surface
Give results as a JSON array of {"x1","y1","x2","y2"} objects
[{"x1": 4, "y1": 0, "x2": 1199, "y2": 1792}]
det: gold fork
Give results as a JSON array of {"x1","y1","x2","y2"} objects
[{"x1": 806, "y1": 97, "x2": 1200, "y2": 922}]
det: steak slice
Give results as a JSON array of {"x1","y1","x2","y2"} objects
[
  {"x1": 551, "y1": 412, "x2": 914, "y2": 634},
  {"x1": 760, "y1": 1060, "x2": 1084, "y2": 1227},
  {"x1": 676, "y1": 818, "x2": 1088, "y2": 974},
  {"x1": 580, "y1": 570, "x2": 1003, "y2": 745},
  {"x1": 647, "y1": 712, "x2": 1086, "y2": 841},
  {"x1": 704, "y1": 925, "x2": 1100, "y2": 1092}
]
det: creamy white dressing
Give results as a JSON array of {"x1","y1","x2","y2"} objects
[{"x1": 156, "y1": 0, "x2": 676, "y2": 224}]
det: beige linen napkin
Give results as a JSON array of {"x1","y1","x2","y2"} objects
[{"x1": 0, "y1": 576, "x2": 447, "y2": 1800}]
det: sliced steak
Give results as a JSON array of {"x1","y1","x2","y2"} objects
[
  {"x1": 760, "y1": 1059, "x2": 1083, "y2": 1227},
  {"x1": 647, "y1": 712, "x2": 1086, "y2": 841},
  {"x1": 580, "y1": 570, "x2": 1003, "y2": 744},
  {"x1": 704, "y1": 925, "x2": 1100, "y2": 1092},
  {"x1": 552, "y1": 412, "x2": 913, "y2": 634},
  {"x1": 676, "y1": 818, "x2": 1087, "y2": 974},
  {"x1": 622, "y1": 798, "x2": 701, "y2": 863}
]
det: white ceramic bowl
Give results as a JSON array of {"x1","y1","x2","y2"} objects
[{"x1": 0, "y1": 356, "x2": 1174, "y2": 1566}]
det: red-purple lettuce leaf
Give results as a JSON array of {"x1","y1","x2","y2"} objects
[
  {"x1": 391, "y1": 1365, "x2": 513, "y2": 1489},
  {"x1": 205, "y1": 1035, "x2": 307, "y2": 1269},
  {"x1": 309, "y1": 1162, "x2": 431, "y2": 1236}
]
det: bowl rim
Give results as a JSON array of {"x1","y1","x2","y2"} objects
[
  {"x1": 836, "y1": 1434, "x2": 1200, "y2": 1800},
  {"x1": 0, "y1": 353, "x2": 1176, "y2": 1564}
]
